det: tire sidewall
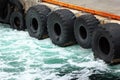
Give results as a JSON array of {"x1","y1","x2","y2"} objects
[
  {"x1": 92, "y1": 29, "x2": 114, "y2": 63},
  {"x1": 10, "y1": 11, "x2": 24, "y2": 30},
  {"x1": 26, "y1": 9, "x2": 44, "y2": 38},
  {"x1": 47, "y1": 12, "x2": 68, "y2": 45},
  {"x1": 74, "y1": 18, "x2": 91, "y2": 48}
]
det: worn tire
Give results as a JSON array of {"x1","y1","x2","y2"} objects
[
  {"x1": 74, "y1": 14, "x2": 100, "y2": 49},
  {"x1": 0, "y1": 0, "x2": 7, "y2": 19},
  {"x1": 26, "y1": 5, "x2": 51, "y2": 39},
  {"x1": 0, "y1": 0, "x2": 8, "y2": 11},
  {"x1": 47, "y1": 9, "x2": 76, "y2": 47},
  {"x1": 0, "y1": 2, "x2": 12, "y2": 23},
  {"x1": 92, "y1": 23, "x2": 120, "y2": 64},
  {"x1": 10, "y1": 11, "x2": 25, "y2": 30},
  {"x1": 0, "y1": 0, "x2": 23, "y2": 24}
]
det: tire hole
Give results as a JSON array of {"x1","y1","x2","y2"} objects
[
  {"x1": 32, "y1": 18, "x2": 38, "y2": 31},
  {"x1": 14, "y1": 17, "x2": 20, "y2": 27},
  {"x1": 79, "y1": 26, "x2": 87, "y2": 39},
  {"x1": 54, "y1": 23, "x2": 61, "y2": 36},
  {"x1": 99, "y1": 37, "x2": 110, "y2": 55}
]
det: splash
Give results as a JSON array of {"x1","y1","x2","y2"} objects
[{"x1": 0, "y1": 23, "x2": 120, "y2": 80}]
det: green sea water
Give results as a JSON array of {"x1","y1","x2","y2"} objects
[{"x1": 0, "y1": 23, "x2": 120, "y2": 80}]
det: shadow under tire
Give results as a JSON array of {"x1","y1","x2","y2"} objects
[
  {"x1": 10, "y1": 11, "x2": 25, "y2": 30},
  {"x1": 26, "y1": 5, "x2": 51, "y2": 39},
  {"x1": 47, "y1": 9, "x2": 76, "y2": 47},
  {"x1": 92, "y1": 23, "x2": 120, "y2": 64},
  {"x1": 74, "y1": 14, "x2": 100, "y2": 49}
]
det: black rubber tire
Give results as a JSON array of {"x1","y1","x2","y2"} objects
[
  {"x1": 0, "y1": 2, "x2": 12, "y2": 23},
  {"x1": 92, "y1": 23, "x2": 120, "y2": 64},
  {"x1": 0, "y1": 0, "x2": 24, "y2": 24},
  {"x1": 0, "y1": 0, "x2": 6, "y2": 19},
  {"x1": 26, "y1": 5, "x2": 51, "y2": 39},
  {"x1": 10, "y1": 11, "x2": 25, "y2": 30},
  {"x1": 74, "y1": 14, "x2": 100, "y2": 49},
  {"x1": 0, "y1": 0, "x2": 8, "y2": 11},
  {"x1": 47, "y1": 9, "x2": 76, "y2": 47}
]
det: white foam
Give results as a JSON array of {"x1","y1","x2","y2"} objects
[{"x1": 0, "y1": 24, "x2": 120, "y2": 80}]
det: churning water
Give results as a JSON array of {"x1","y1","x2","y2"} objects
[{"x1": 0, "y1": 23, "x2": 120, "y2": 80}]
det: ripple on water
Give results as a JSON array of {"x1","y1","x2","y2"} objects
[{"x1": 0, "y1": 23, "x2": 120, "y2": 80}]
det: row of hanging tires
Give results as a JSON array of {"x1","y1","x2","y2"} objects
[{"x1": 0, "y1": 0, "x2": 120, "y2": 64}]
